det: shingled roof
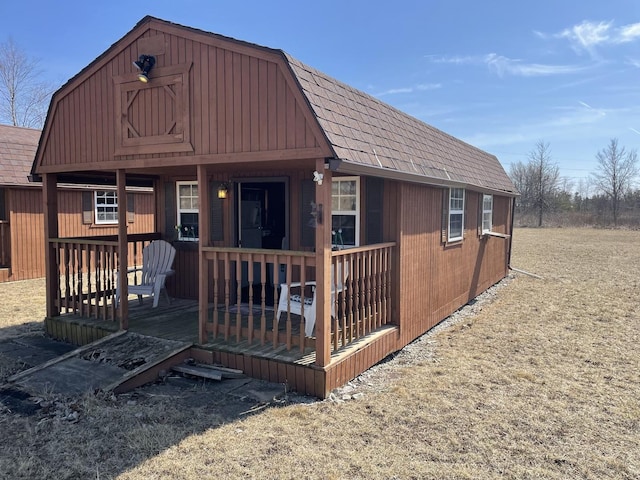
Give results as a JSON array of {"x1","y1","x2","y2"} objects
[
  {"x1": 0, "y1": 124, "x2": 40, "y2": 187},
  {"x1": 34, "y1": 16, "x2": 515, "y2": 195},
  {"x1": 286, "y1": 55, "x2": 516, "y2": 195}
]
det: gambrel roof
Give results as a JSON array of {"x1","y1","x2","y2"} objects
[
  {"x1": 0, "y1": 125, "x2": 40, "y2": 187},
  {"x1": 287, "y1": 55, "x2": 516, "y2": 195},
  {"x1": 34, "y1": 16, "x2": 516, "y2": 196}
]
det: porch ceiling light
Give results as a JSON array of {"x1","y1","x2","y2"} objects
[
  {"x1": 133, "y1": 55, "x2": 156, "y2": 83},
  {"x1": 217, "y1": 183, "x2": 229, "y2": 199}
]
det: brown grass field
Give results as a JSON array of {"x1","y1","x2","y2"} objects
[{"x1": 0, "y1": 227, "x2": 638, "y2": 479}]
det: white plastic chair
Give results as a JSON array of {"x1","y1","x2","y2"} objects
[
  {"x1": 115, "y1": 239, "x2": 176, "y2": 308},
  {"x1": 276, "y1": 259, "x2": 349, "y2": 337}
]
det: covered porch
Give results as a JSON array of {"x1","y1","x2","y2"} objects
[
  {"x1": 41, "y1": 161, "x2": 400, "y2": 397},
  {"x1": 45, "y1": 237, "x2": 399, "y2": 396}
]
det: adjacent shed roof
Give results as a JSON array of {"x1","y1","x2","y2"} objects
[
  {"x1": 0, "y1": 124, "x2": 40, "y2": 187},
  {"x1": 286, "y1": 55, "x2": 516, "y2": 195}
]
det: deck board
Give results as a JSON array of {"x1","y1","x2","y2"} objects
[{"x1": 51, "y1": 297, "x2": 400, "y2": 397}]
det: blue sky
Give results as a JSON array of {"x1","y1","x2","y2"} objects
[{"x1": 2, "y1": 0, "x2": 640, "y2": 190}]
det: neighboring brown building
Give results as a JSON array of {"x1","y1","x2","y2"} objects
[
  {"x1": 0, "y1": 124, "x2": 155, "y2": 282},
  {"x1": 32, "y1": 17, "x2": 517, "y2": 397}
]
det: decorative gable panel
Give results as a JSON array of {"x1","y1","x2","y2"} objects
[{"x1": 114, "y1": 63, "x2": 193, "y2": 156}]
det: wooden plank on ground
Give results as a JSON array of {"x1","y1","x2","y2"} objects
[{"x1": 172, "y1": 365, "x2": 223, "y2": 381}]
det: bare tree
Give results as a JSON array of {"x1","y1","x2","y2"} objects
[
  {"x1": 509, "y1": 160, "x2": 533, "y2": 211},
  {"x1": 591, "y1": 138, "x2": 639, "y2": 226},
  {"x1": 528, "y1": 140, "x2": 560, "y2": 226},
  {"x1": 0, "y1": 38, "x2": 54, "y2": 128}
]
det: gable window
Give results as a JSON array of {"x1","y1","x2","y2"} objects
[
  {"x1": 448, "y1": 188, "x2": 465, "y2": 242},
  {"x1": 176, "y1": 182, "x2": 199, "y2": 241},
  {"x1": 331, "y1": 177, "x2": 360, "y2": 247},
  {"x1": 482, "y1": 194, "x2": 493, "y2": 233},
  {"x1": 95, "y1": 191, "x2": 118, "y2": 224}
]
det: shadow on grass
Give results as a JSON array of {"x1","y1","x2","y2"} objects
[{"x1": 0, "y1": 322, "x2": 313, "y2": 479}]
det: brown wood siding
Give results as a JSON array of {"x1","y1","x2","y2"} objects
[
  {"x1": 396, "y1": 184, "x2": 510, "y2": 346},
  {"x1": 160, "y1": 166, "x2": 315, "y2": 299},
  {"x1": 38, "y1": 27, "x2": 326, "y2": 172},
  {"x1": 2, "y1": 187, "x2": 155, "y2": 283}
]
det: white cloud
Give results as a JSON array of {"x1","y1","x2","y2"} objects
[
  {"x1": 425, "y1": 54, "x2": 484, "y2": 66},
  {"x1": 558, "y1": 20, "x2": 612, "y2": 56},
  {"x1": 484, "y1": 53, "x2": 587, "y2": 77},
  {"x1": 550, "y1": 20, "x2": 640, "y2": 57},
  {"x1": 629, "y1": 127, "x2": 640, "y2": 136},
  {"x1": 616, "y1": 23, "x2": 640, "y2": 43},
  {"x1": 427, "y1": 53, "x2": 587, "y2": 77},
  {"x1": 626, "y1": 57, "x2": 640, "y2": 68},
  {"x1": 374, "y1": 83, "x2": 441, "y2": 97},
  {"x1": 416, "y1": 83, "x2": 442, "y2": 91}
]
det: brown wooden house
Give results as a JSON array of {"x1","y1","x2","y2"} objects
[
  {"x1": 31, "y1": 17, "x2": 517, "y2": 397},
  {"x1": 0, "y1": 124, "x2": 155, "y2": 283}
]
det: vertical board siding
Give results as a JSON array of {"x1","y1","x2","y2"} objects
[
  {"x1": 2, "y1": 187, "x2": 155, "y2": 283},
  {"x1": 40, "y1": 30, "x2": 321, "y2": 169},
  {"x1": 397, "y1": 184, "x2": 510, "y2": 347}
]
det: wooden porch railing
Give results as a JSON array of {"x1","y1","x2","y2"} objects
[
  {"x1": 0, "y1": 220, "x2": 9, "y2": 268},
  {"x1": 200, "y1": 242, "x2": 395, "y2": 357},
  {"x1": 201, "y1": 247, "x2": 317, "y2": 351},
  {"x1": 329, "y1": 243, "x2": 395, "y2": 351},
  {"x1": 49, "y1": 233, "x2": 161, "y2": 320}
]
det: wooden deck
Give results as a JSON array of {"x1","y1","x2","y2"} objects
[
  {"x1": 48, "y1": 297, "x2": 316, "y2": 364},
  {"x1": 45, "y1": 296, "x2": 400, "y2": 397}
]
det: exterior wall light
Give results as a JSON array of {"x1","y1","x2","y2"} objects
[
  {"x1": 133, "y1": 55, "x2": 156, "y2": 83},
  {"x1": 217, "y1": 183, "x2": 229, "y2": 199}
]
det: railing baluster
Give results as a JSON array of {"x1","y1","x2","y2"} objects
[
  {"x1": 271, "y1": 254, "x2": 279, "y2": 348},
  {"x1": 62, "y1": 243, "x2": 70, "y2": 313},
  {"x1": 340, "y1": 255, "x2": 348, "y2": 348},
  {"x1": 55, "y1": 242, "x2": 61, "y2": 312},
  {"x1": 223, "y1": 251, "x2": 231, "y2": 341},
  {"x1": 100, "y1": 245, "x2": 105, "y2": 320},
  {"x1": 367, "y1": 251, "x2": 372, "y2": 331},
  {"x1": 212, "y1": 252, "x2": 220, "y2": 339},
  {"x1": 77, "y1": 244, "x2": 84, "y2": 317},
  {"x1": 110, "y1": 246, "x2": 116, "y2": 322},
  {"x1": 296, "y1": 259, "x2": 305, "y2": 352},
  {"x1": 70, "y1": 243, "x2": 77, "y2": 314},
  {"x1": 235, "y1": 254, "x2": 242, "y2": 342},
  {"x1": 259, "y1": 253, "x2": 266, "y2": 346},
  {"x1": 247, "y1": 252, "x2": 254, "y2": 345}
]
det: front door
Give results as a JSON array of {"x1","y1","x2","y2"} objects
[
  {"x1": 237, "y1": 180, "x2": 287, "y2": 250},
  {"x1": 237, "y1": 180, "x2": 288, "y2": 299}
]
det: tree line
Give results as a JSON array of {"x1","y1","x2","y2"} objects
[{"x1": 510, "y1": 139, "x2": 639, "y2": 228}]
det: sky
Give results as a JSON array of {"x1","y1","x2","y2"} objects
[{"x1": 2, "y1": 0, "x2": 640, "y2": 191}]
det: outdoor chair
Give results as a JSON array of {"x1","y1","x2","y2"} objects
[
  {"x1": 115, "y1": 239, "x2": 176, "y2": 308},
  {"x1": 276, "y1": 259, "x2": 349, "y2": 337}
]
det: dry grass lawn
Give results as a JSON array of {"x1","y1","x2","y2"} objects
[{"x1": 0, "y1": 228, "x2": 638, "y2": 479}]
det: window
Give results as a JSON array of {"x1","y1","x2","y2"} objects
[
  {"x1": 331, "y1": 177, "x2": 360, "y2": 247},
  {"x1": 448, "y1": 188, "x2": 465, "y2": 242},
  {"x1": 176, "y1": 182, "x2": 199, "y2": 241},
  {"x1": 95, "y1": 191, "x2": 118, "y2": 224},
  {"x1": 482, "y1": 194, "x2": 493, "y2": 233}
]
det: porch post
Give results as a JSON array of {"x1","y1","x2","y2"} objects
[
  {"x1": 315, "y1": 158, "x2": 332, "y2": 366},
  {"x1": 197, "y1": 164, "x2": 211, "y2": 344},
  {"x1": 43, "y1": 173, "x2": 59, "y2": 318},
  {"x1": 116, "y1": 169, "x2": 129, "y2": 329}
]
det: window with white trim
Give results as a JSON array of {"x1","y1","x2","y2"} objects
[
  {"x1": 95, "y1": 191, "x2": 118, "y2": 224},
  {"x1": 448, "y1": 188, "x2": 465, "y2": 242},
  {"x1": 176, "y1": 182, "x2": 199, "y2": 241},
  {"x1": 331, "y1": 177, "x2": 360, "y2": 247},
  {"x1": 482, "y1": 194, "x2": 493, "y2": 233}
]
